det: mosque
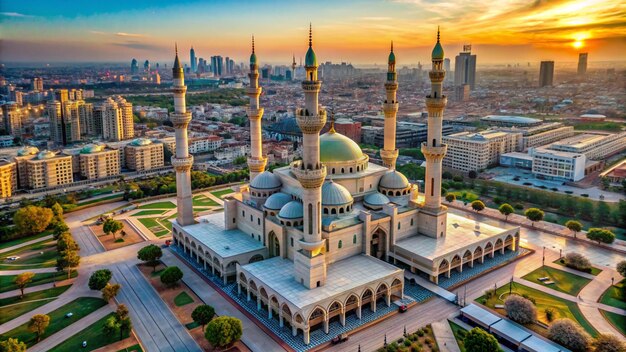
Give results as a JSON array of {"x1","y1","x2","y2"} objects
[{"x1": 170, "y1": 27, "x2": 520, "y2": 345}]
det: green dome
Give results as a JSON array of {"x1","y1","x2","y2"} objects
[
  {"x1": 432, "y1": 42, "x2": 444, "y2": 60},
  {"x1": 80, "y1": 144, "x2": 104, "y2": 154},
  {"x1": 320, "y1": 130, "x2": 364, "y2": 163},
  {"x1": 130, "y1": 138, "x2": 152, "y2": 146},
  {"x1": 388, "y1": 51, "x2": 395, "y2": 64},
  {"x1": 305, "y1": 46, "x2": 317, "y2": 67},
  {"x1": 250, "y1": 52, "x2": 257, "y2": 66},
  {"x1": 17, "y1": 146, "x2": 39, "y2": 156},
  {"x1": 37, "y1": 150, "x2": 56, "y2": 160}
]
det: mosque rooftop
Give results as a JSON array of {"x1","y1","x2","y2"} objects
[{"x1": 241, "y1": 254, "x2": 402, "y2": 309}]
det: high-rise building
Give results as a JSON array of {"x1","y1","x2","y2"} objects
[
  {"x1": 578, "y1": 53, "x2": 588, "y2": 75},
  {"x1": 31, "y1": 77, "x2": 43, "y2": 92},
  {"x1": 454, "y1": 45, "x2": 476, "y2": 90},
  {"x1": 211, "y1": 56, "x2": 224, "y2": 76},
  {"x1": 190, "y1": 46, "x2": 197, "y2": 73},
  {"x1": 539, "y1": 61, "x2": 554, "y2": 87},
  {"x1": 48, "y1": 97, "x2": 82, "y2": 146},
  {"x1": 78, "y1": 144, "x2": 120, "y2": 180},
  {"x1": 144, "y1": 60, "x2": 150, "y2": 73},
  {"x1": 78, "y1": 101, "x2": 93, "y2": 136},
  {"x1": 101, "y1": 98, "x2": 123, "y2": 141},
  {"x1": 115, "y1": 96, "x2": 135, "y2": 140},
  {"x1": 0, "y1": 160, "x2": 17, "y2": 198},
  {"x1": 131, "y1": 58, "x2": 139, "y2": 74},
  {"x1": 2, "y1": 103, "x2": 23, "y2": 137},
  {"x1": 443, "y1": 58, "x2": 451, "y2": 72}
]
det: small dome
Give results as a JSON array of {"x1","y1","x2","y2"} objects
[
  {"x1": 80, "y1": 144, "x2": 105, "y2": 154},
  {"x1": 320, "y1": 130, "x2": 364, "y2": 163},
  {"x1": 322, "y1": 180, "x2": 353, "y2": 206},
  {"x1": 250, "y1": 171, "x2": 281, "y2": 190},
  {"x1": 278, "y1": 201, "x2": 303, "y2": 219},
  {"x1": 37, "y1": 150, "x2": 56, "y2": 160},
  {"x1": 264, "y1": 192, "x2": 292, "y2": 210},
  {"x1": 17, "y1": 146, "x2": 39, "y2": 156},
  {"x1": 130, "y1": 138, "x2": 152, "y2": 146},
  {"x1": 380, "y1": 170, "x2": 410, "y2": 189},
  {"x1": 250, "y1": 52, "x2": 257, "y2": 66},
  {"x1": 364, "y1": 193, "x2": 390, "y2": 207},
  {"x1": 305, "y1": 46, "x2": 316, "y2": 67},
  {"x1": 432, "y1": 42, "x2": 444, "y2": 60}
]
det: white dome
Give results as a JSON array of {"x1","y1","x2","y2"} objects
[
  {"x1": 322, "y1": 180, "x2": 353, "y2": 206},
  {"x1": 278, "y1": 201, "x2": 303, "y2": 219},
  {"x1": 364, "y1": 192, "x2": 390, "y2": 207},
  {"x1": 17, "y1": 146, "x2": 39, "y2": 156},
  {"x1": 379, "y1": 170, "x2": 409, "y2": 189},
  {"x1": 37, "y1": 150, "x2": 56, "y2": 160},
  {"x1": 250, "y1": 171, "x2": 281, "y2": 190},
  {"x1": 263, "y1": 192, "x2": 292, "y2": 210}
]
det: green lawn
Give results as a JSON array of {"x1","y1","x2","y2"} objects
[
  {"x1": 449, "y1": 321, "x2": 467, "y2": 352},
  {"x1": 477, "y1": 281, "x2": 598, "y2": 337},
  {"x1": 211, "y1": 189, "x2": 233, "y2": 199},
  {"x1": 601, "y1": 310, "x2": 626, "y2": 338},
  {"x1": 137, "y1": 201, "x2": 176, "y2": 210},
  {"x1": 0, "y1": 240, "x2": 59, "y2": 269},
  {"x1": 78, "y1": 194, "x2": 123, "y2": 206},
  {"x1": 449, "y1": 190, "x2": 480, "y2": 203},
  {"x1": 48, "y1": 312, "x2": 131, "y2": 352},
  {"x1": 552, "y1": 258, "x2": 602, "y2": 276},
  {"x1": 132, "y1": 210, "x2": 166, "y2": 217},
  {"x1": 599, "y1": 280, "x2": 626, "y2": 310},
  {"x1": 0, "y1": 297, "x2": 107, "y2": 347},
  {"x1": 173, "y1": 291, "x2": 194, "y2": 307},
  {"x1": 522, "y1": 266, "x2": 591, "y2": 296},
  {"x1": 192, "y1": 195, "x2": 218, "y2": 207},
  {"x1": 0, "y1": 232, "x2": 52, "y2": 250},
  {"x1": 0, "y1": 286, "x2": 72, "y2": 324},
  {"x1": 138, "y1": 218, "x2": 170, "y2": 237},
  {"x1": 117, "y1": 344, "x2": 144, "y2": 352},
  {"x1": 0, "y1": 271, "x2": 77, "y2": 293}
]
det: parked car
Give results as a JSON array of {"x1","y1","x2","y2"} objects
[
  {"x1": 65, "y1": 312, "x2": 73, "y2": 318},
  {"x1": 331, "y1": 333, "x2": 349, "y2": 344},
  {"x1": 399, "y1": 304, "x2": 408, "y2": 313},
  {"x1": 165, "y1": 240, "x2": 172, "y2": 246},
  {"x1": 6, "y1": 256, "x2": 20, "y2": 261}
]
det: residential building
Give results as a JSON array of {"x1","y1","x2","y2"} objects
[
  {"x1": 78, "y1": 144, "x2": 121, "y2": 180},
  {"x1": 24, "y1": 150, "x2": 73, "y2": 190},
  {"x1": 0, "y1": 159, "x2": 17, "y2": 198},
  {"x1": 2, "y1": 103, "x2": 22, "y2": 137},
  {"x1": 124, "y1": 138, "x2": 164, "y2": 171},
  {"x1": 443, "y1": 130, "x2": 520, "y2": 172}
]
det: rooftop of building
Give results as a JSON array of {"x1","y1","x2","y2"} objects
[
  {"x1": 444, "y1": 130, "x2": 510, "y2": 142},
  {"x1": 481, "y1": 115, "x2": 542, "y2": 126},
  {"x1": 548, "y1": 132, "x2": 612, "y2": 150}
]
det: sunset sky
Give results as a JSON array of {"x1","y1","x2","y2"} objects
[{"x1": 1, "y1": 0, "x2": 625, "y2": 65}]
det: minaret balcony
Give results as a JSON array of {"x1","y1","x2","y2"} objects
[
  {"x1": 247, "y1": 107, "x2": 264, "y2": 120},
  {"x1": 429, "y1": 71, "x2": 446, "y2": 82},
  {"x1": 171, "y1": 85, "x2": 187, "y2": 94},
  {"x1": 425, "y1": 96, "x2": 448, "y2": 109},
  {"x1": 296, "y1": 109, "x2": 327, "y2": 134},
  {"x1": 291, "y1": 162, "x2": 327, "y2": 189},
  {"x1": 301, "y1": 80, "x2": 322, "y2": 92},
  {"x1": 384, "y1": 82, "x2": 398, "y2": 91},
  {"x1": 421, "y1": 143, "x2": 447, "y2": 161},
  {"x1": 172, "y1": 155, "x2": 194, "y2": 172},
  {"x1": 383, "y1": 102, "x2": 399, "y2": 115},
  {"x1": 246, "y1": 87, "x2": 262, "y2": 96},
  {"x1": 247, "y1": 156, "x2": 267, "y2": 173},
  {"x1": 171, "y1": 112, "x2": 192, "y2": 128},
  {"x1": 248, "y1": 72, "x2": 259, "y2": 81}
]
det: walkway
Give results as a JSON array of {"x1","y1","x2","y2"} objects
[
  {"x1": 111, "y1": 262, "x2": 202, "y2": 352},
  {"x1": 0, "y1": 235, "x2": 54, "y2": 254},
  {"x1": 405, "y1": 271, "x2": 457, "y2": 302},
  {"x1": 432, "y1": 320, "x2": 461, "y2": 352},
  {"x1": 0, "y1": 267, "x2": 57, "y2": 275},
  {"x1": 28, "y1": 305, "x2": 113, "y2": 352}
]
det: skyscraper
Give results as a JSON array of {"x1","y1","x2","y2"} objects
[
  {"x1": 144, "y1": 60, "x2": 150, "y2": 73},
  {"x1": 31, "y1": 77, "x2": 43, "y2": 92},
  {"x1": 2, "y1": 103, "x2": 22, "y2": 137},
  {"x1": 190, "y1": 46, "x2": 197, "y2": 73},
  {"x1": 578, "y1": 53, "x2": 588, "y2": 75},
  {"x1": 454, "y1": 45, "x2": 476, "y2": 90},
  {"x1": 115, "y1": 96, "x2": 135, "y2": 140},
  {"x1": 100, "y1": 97, "x2": 134, "y2": 141},
  {"x1": 131, "y1": 59, "x2": 138, "y2": 75},
  {"x1": 539, "y1": 61, "x2": 554, "y2": 87}
]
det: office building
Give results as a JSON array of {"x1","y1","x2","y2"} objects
[
  {"x1": 78, "y1": 144, "x2": 121, "y2": 180},
  {"x1": 578, "y1": 53, "x2": 588, "y2": 75},
  {"x1": 48, "y1": 99, "x2": 81, "y2": 146},
  {"x1": 190, "y1": 46, "x2": 197, "y2": 73},
  {"x1": 2, "y1": 103, "x2": 23, "y2": 137},
  {"x1": 124, "y1": 138, "x2": 164, "y2": 171},
  {"x1": 454, "y1": 45, "x2": 476, "y2": 90},
  {"x1": 131, "y1": 59, "x2": 139, "y2": 75},
  {"x1": 0, "y1": 159, "x2": 17, "y2": 198},
  {"x1": 443, "y1": 130, "x2": 520, "y2": 172},
  {"x1": 539, "y1": 61, "x2": 554, "y2": 87},
  {"x1": 31, "y1": 77, "x2": 43, "y2": 92},
  {"x1": 530, "y1": 148, "x2": 586, "y2": 182}
]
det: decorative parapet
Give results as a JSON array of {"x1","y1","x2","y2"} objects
[
  {"x1": 246, "y1": 86, "x2": 262, "y2": 97},
  {"x1": 301, "y1": 80, "x2": 322, "y2": 92},
  {"x1": 171, "y1": 155, "x2": 194, "y2": 172},
  {"x1": 425, "y1": 96, "x2": 448, "y2": 109},
  {"x1": 291, "y1": 162, "x2": 326, "y2": 189},
  {"x1": 429, "y1": 71, "x2": 446, "y2": 82},
  {"x1": 247, "y1": 156, "x2": 267, "y2": 173},
  {"x1": 171, "y1": 112, "x2": 192, "y2": 129},
  {"x1": 421, "y1": 143, "x2": 448, "y2": 162},
  {"x1": 295, "y1": 108, "x2": 327, "y2": 134},
  {"x1": 247, "y1": 107, "x2": 264, "y2": 121},
  {"x1": 380, "y1": 149, "x2": 399, "y2": 168},
  {"x1": 383, "y1": 102, "x2": 399, "y2": 116},
  {"x1": 384, "y1": 81, "x2": 398, "y2": 91},
  {"x1": 171, "y1": 85, "x2": 187, "y2": 95}
]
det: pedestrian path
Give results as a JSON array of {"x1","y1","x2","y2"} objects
[
  {"x1": 0, "y1": 267, "x2": 57, "y2": 275},
  {"x1": 28, "y1": 305, "x2": 113, "y2": 352},
  {"x1": 544, "y1": 260, "x2": 596, "y2": 280},
  {"x1": 432, "y1": 320, "x2": 460, "y2": 352},
  {"x1": 0, "y1": 235, "x2": 54, "y2": 254},
  {"x1": 404, "y1": 271, "x2": 457, "y2": 302}
]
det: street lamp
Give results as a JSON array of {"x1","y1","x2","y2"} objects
[
  {"x1": 384, "y1": 334, "x2": 387, "y2": 347},
  {"x1": 509, "y1": 276, "x2": 513, "y2": 295},
  {"x1": 559, "y1": 248, "x2": 562, "y2": 259},
  {"x1": 612, "y1": 277, "x2": 615, "y2": 286},
  {"x1": 542, "y1": 246, "x2": 545, "y2": 266}
]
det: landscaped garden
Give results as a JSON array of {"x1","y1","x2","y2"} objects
[
  {"x1": 521, "y1": 265, "x2": 592, "y2": 296},
  {"x1": 600, "y1": 310, "x2": 626, "y2": 338},
  {"x1": 476, "y1": 281, "x2": 598, "y2": 337},
  {"x1": 0, "y1": 271, "x2": 77, "y2": 293},
  {"x1": 0, "y1": 285, "x2": 72, "y2": 324},
  {"x1": 138, "y1": 218, "x2": 170, "y2": 237},
  {"x1": 137, "y1": 201, "x2": 176, "y2": 210},
  {"x1": 0, "y1": 297, "x2": 107, "y2": 347},
  {"x1": 210, "y1": 188, "x2": 234, "y2": 199},
  {"x1": 599, "y1": 279, "x2": 626, "y2": 310},
  {"x1": 0, "y1": 231, "x2": 52, "y2": 250},
  {"x1": 131, "y1": 210, "x2": 166, "y2": 217},
  {"x1": 375, "y1": 324, "x2": 439, "y2": 352},
  {"x1": 192, "y1": 195, "x2": 218, "y2": 207},
  {"x1": 0, "y1": 239, "x2": 59, "y2": 270},
  {"x1": 449, "y1": 321, "x2": 467, "y2": 352},
  {"x1": 552, "y1": 258, "x2": 602, "y2": 276}
]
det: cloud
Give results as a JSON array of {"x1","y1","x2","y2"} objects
[
  {"x1": 89, "y1": 30, "x2": 108, "y2": 35},
  {"x1": 0, "y1": 12, "x2": 34, "y2": 18},
  {"x1": 110, "y1": 41, "x2": 160, "y2": 51},
  {"x1": 116, "y1": 32, "x2": 146, "y2": 37},
  {"x1": 361, "y1": 17, "x2": 392, "y2": 21}
]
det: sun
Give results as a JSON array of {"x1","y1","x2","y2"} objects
[{"x1": 572, "y1": 40, "x2": 584, "y2": 49}]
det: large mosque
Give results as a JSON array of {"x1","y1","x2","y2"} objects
[{"x1": 171, "y1": 27, "x2": 520, "y2": 345}]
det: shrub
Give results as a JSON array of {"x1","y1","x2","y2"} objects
[
  {"x1": 564, "y1": 252, "x2": 592, "y2": 272},
  {"x1": 548, "y1": 318, "x2": 590, "y2": 352},
  {"x1": 593, "y1": 334, "x2": 626, "y2": 352},
  {"x1": 404, "y1": 339, "x2": 411, "y2": 347},
  {"x1": 493, "y1": 196, "x2": 503, "y2": 205},
  {"x1": 88, "y1": 269, "x2": 113, "y2": 291},
  {"x1": 452, "y1": 175, "x2": 463, "y2": 182},
  {"x1": 424, "y1": 337, "x2": 432, "y2": 346},
  {"x1": 521, "y1": 293, "x2": 536, "y2": 304},
  {"x1": 416, "y1": 329, "x2": 424, "y2": 337},
  {"x1": 160, "y1": 266, "x2": 183, "y2": 287},
  {"x1": 505, "y1": 295, "x2": 537, "y2": 324},
  {"x1": 463, "y1": 327, "x2": 499, "y2": 352},
  {"x1": 581, "y1": 194, "x2": 589, "y2": 197},
  {"x1": 205, "y1": 316, "x2": 243, "y2": 348},
  {"x1": 514, "y1": 203, "x2": 524, "y2": 210},
  {"x1": 471, "y1": 200, "x2": 485, "y2": 212},
  {"x1": 586, "y1": 228, "x2": 615, "y2": 244},
  {"x1": 545, "y1": 307, "x2": 555, "y2": 322},
  {"x1": 617, "y1": 260, "x2": 626, "y2": 277}
]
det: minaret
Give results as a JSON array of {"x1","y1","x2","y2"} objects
[
  {"x1": 293, "y1": 24, "x2": 327, "y2": 290},
  {"x1": 380, "y1": 41, "x2": 399, "y2": 169},
  {"x1": 246, "y1": 36, "x2": 267, "y2": 181},
  {"x1": 419, "y1": 27, "x2": 448, "y2": 238},
  {"x1": 171, "y1": 44, "x2": 194, "y2": 226},
  {"x1": 291, "y1": 54, "x2": 297, "y2": 81}
]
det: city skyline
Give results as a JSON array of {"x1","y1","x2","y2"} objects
[{"x1": 1, "y1": 0, "x2": 625, "y2": 64}]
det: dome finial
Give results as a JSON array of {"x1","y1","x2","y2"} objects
[
  {"x1": 252, "y1": 35, "x2": 255, "y2": 54},
  {"x1": 391, "y1": 40, "x2": 394, "y2": 53},
  {"x1": 437, "y1": 26, "x2": 440, "y2": 43},
  {"x1": 175, "y1": 42, "x2": 178, "y2": 55},
  {"x1": 309, "y1": 23, "x2": 312, "y2": 48}
]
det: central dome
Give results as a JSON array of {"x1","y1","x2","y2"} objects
[{"x1": 320, "y1": 130, "x2": 364, "y2": 163}]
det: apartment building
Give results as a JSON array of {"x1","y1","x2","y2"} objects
[
  {"x1": 0, "y1": 159, "x2": 17, "y2": 198},
  {"x1": 443, "y1": 130, "x2": 520, "y2": 172},
  {"x1": 78, "y1": 144, "x2": 121, "y2": 180},
  {"x1": 189, "y1": 135, "x2": 223, "y2": 154},
  {"x1": 2, "y1": 103, "x2": 23, "y2": 137},
  {"x1": 24, "y1": 150, "x2": 73, "y2": 190},
  {"x1": 14, "y1": 146, "x2": 40, "y2": 190},
  {"x1": 124, "y1": 138, "x2": 164, "y2": 171}
]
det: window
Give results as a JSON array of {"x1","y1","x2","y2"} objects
[
  {"x1": 316, "y1": 281, "x2": 320, "y2": 287},
  {"x1": 242, "y1": 210, "x2": 245, "y2": 217},
  {"x1": 338, "y1": 240, "x2": 342, "y2": 249},
  {"x1": 291, "y1": 238, "x2": 294, "y2": 247},
  {"x1": 353, "y1": 234, "x2": 357, "y2": 244},
  {"x1": 258, "y1": 218, "x2": 261, "y2": 225},
  {"x1": 250, "y1": 215, "x2": 253, "y2": 221},
  {"x1": 398, "y1": 222, "x2": 401, "y2": 230},
  {"x1": 410, "y1": 219, "x2": 414, "y2": 226},
  {"x1": 308, "y1": 204, "x2": 313, "y2": 234}
]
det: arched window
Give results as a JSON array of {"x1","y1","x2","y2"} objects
[
  {"x1": 338, "y1": 240, "x2": 342, "y2": 249},
  {"x1": 432, "y1": 138, "x2": 436, "y2": 147},
  {"x1": 410, "y1": 218, "x2": 414, "y2": 226},
  {"x1": 398, "y1": 222, "x2": 401, "y2": 230},
  {"x1": 308, "y1": 204, "x2": 313, "y2": 234},
  {"x1": 339, "y1": 208, "x2": 344, "y2": 214},
  {"x1": 341, "y1": 168, "x2": 345, "y2": 173},
  {"x1": 291, "y1": 237, "x2": 294, "y2": 247},
  {"x1": 350, "y1": 167, "x2": 353, "y2": 173},
  {"x1": 353, "y1": 234, "x2": 357, "y2": 244},
  {"x1": 332, "y1": 168, "x2": 335, "y2": 174},
  {"x1": 324, "y1": 208, "x2": 329, "y2": 214}
]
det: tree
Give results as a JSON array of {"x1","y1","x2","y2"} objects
[
  {"x1": 564, "y1": 253, "x2": 591, "y2": 272},
  {"x1": 137, "y1": 244, "x2": 163, "y2": 272},
  {"x1": 13, "y1": 206, "x2": 53, "y2": 235},
  {"x1": 445, "y1": 194, "x2": 456, "y2": 203},
  {"x1": 51, "y1": 222, "x2": 69, "y2": 239},
  {"x1": 56, "y1": 250, "x2": 80, "y2": 279},
  {"x1": 471, "y1": 200, "x2": 485, "y2": 212},
  {"x1": 205, "y1": 316, "x2": 243, "y2": 348},
  {"x1": 51, "y1": 202, "x2": 64, "y2": 218},
  {"x1": 498, "y1": 203, "x2": 514, "y2": 221},
  {"x1": 103, "y1": 219, "x2": 124, "y2": 240},
  {"x1": 116, "y1": 304, "x2": 129, "y2": 320},
  {"x1": 617, "y1": 260, "x2": 626, "y2": 277},
  {"x1": 119, "y1": 317, "x2": 132, "y2": 341},
  {"x1": 525, "y1": 208, "x2": 544, "y2": 226},
  {"x1": 0, "y1": 338, "x2": 27, "y2": 352},
  {"x1": 28, "y1": 314, "x2": 50, "y2": 342},
  {"x1": 14, "y1": 272, "x2": 35, "y2": 299},
  {"x1": 468, "y1": 170, "x2": 478, "y2": 179},
  {"x1": 505, "y1": 295, "x2": 537, "y2": 324},
  {"x1": 548, "y1": 318, "x2": 590, "y2": 352},
  {"x1": 586, "y1": 228, "x2": 615, "y2": 244},
  {"x1": 88, "y1": 269, "x2": 112, "y2": 290},
  {"x1": 103, "y1": 315, "x2": 120, "y2": 336},
  {"x1": 463, "y1": 327, "x2": 499, "y2": 352},
  {"x1": 160, "y1": 266, "x2": 183, "y2": 287},
  {"x1": 565, "y1": 220, "x2": 583, "y2": 239},
  {"x1": 192, "y1": 305, "x2": 215, "y2": 329},
  {"x1": 56, "y1": 233, "x2": 79, "y2": 252},
  {"x1": 593, "y1": 334, "x2": 626, "y2": 352},
  {"x1": 102, "y1": 283, "x2": 121, "y2": 303}
]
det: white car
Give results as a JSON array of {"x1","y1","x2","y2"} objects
[{"x1": 6, "y1": 256, "x2": 20, "y2": 261}]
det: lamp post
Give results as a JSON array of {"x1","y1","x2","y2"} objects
[
  {"x1": 612, "y1": 277, "x2": 615, "y2": 286},
  {"x1": 542, "y1": 246, "x2": 545, "y2": 266},
  {"x1": 509, "y1": 276, "x2": 513, "y2": 295},
  {"x1": 384, "y1": 334, "x2": 387, "y2": 347},
  {"x1": 559, "y1": 248, "x2": 562, "y2": 259}
]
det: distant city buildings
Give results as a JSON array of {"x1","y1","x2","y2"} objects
[
  {"x1": 578, "y1": 53, "x2": 588, "y2": 75},
  {"x1": 539, "y1": 61, "x2": 554, "y2": 87},
  {"x1": 190, "y1": 46, "x2": 197, "y2": 73},
  {"x1": 2, "y1": 103, "x2": 23, "y2": 137},
  {"x1": 454, "y1": 45, "x2": 476, "y2": 90}
]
